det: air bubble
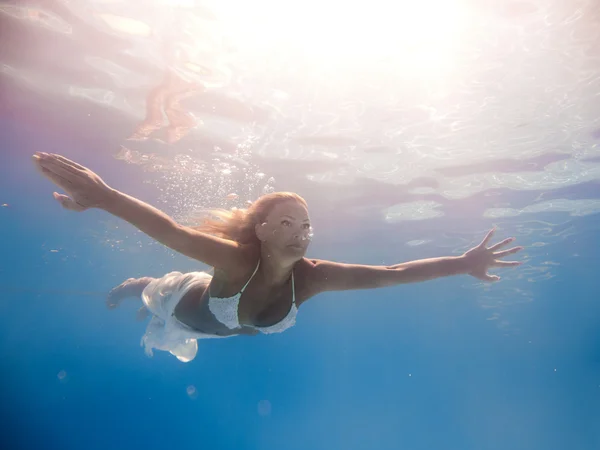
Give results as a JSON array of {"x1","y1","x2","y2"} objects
[
  {"x1": 186, "y1": 385, "x2": 198, "y2": 400},
  {"x1": 257, "y1": 399, "x2": 271, "y2": 416},
  {"x1": 57, "y1": 370, "x2": 68, "y2": 383}
]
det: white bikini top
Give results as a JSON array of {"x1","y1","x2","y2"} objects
[{"x1": 208, "y1": 260, "x2": 297, "y2": 334}]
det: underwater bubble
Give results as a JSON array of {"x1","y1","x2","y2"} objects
[
  {"x1": 300, "y1": 226, "x2": 314, "y2": 241},
  {"x1": 186, "y1": 385, "x2": 198, "y2": 400},
  {"x1": 57, "y1": 370, "x2": 68, "y2": 383},
  {"x1": 257, "y1": 399, "x2": 271, "y2": 416}
]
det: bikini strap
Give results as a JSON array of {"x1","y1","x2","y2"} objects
[
  {"x1": 291, "y1": 270, "x2": 296, "y2": 304},
  {"x1": 239, "y1": 260, "x2": 261, "y2": 293}
]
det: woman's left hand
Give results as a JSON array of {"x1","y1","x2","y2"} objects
[{"x1": 462, "y1": 228, "x2": 523, "y2": 282}]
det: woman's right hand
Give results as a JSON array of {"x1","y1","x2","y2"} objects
[{"x1": 32, "y1": 152, "x2": 114, "y2": 211}]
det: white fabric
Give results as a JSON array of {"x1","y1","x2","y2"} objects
[
  {"x1": 256, "y1": 303, "x2": 298, "y2": 335},
  {"x1": 208, "y1": 260, "x2": 260, "y2": 330},
  {"x1": 140, "y1": 271, "x2": 230, "y2": 363},
  {"x1": 208, "y1": 260, "x2": 298, "y2": 334}
]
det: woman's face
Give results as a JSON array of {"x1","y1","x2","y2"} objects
[{"x1": 256, "y1": 200, "x2": 312, "y2": 256}]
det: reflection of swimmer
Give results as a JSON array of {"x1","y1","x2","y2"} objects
[
  {"x1": 33, "y1": 153, "x2": 524, "y2": 363},
  {"x1": 128, "y1": 6, "x2": 217, "y2": 145},
  {"x1": 129, "y1": 70, "x2": 203, "y2": 144}
]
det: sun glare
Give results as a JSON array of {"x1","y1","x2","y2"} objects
[{"x1": 208, "y1": 0, "x2": 471, "y2": 74}]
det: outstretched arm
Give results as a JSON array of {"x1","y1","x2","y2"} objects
[
  {"x1": 32, "y1": 152, "x2": 246, "y2": 270},
  {"x1": 310, "y1": 228, "x2": 523, "y2": 293},
  {"x1": 311, "y1": 255, "x2": 470, "y2": 292},
  {"x1": 102, "y1": 189, "x2": 244, "y2": 269}
]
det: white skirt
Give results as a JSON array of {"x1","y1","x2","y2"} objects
[{"x1": 140, "y1": 271, "x2": 231, "y2": 362}]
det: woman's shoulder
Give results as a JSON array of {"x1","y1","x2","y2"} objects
[
  {"x1": 296, "y1": 257, "x2": 333, "y2": 273},
  {"x1": 295, "y1": 257, "x2": 317, "y2": 272},
  {"x1": 219, "y1": 243, "x2": 260, "y2": 279},
  {"x1": 293, "y1": 258, "x2": 332, "y2": 302}
]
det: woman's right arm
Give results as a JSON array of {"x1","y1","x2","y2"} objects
[
  {"x1": 103, "y1": 189, "x2": 244, "y2": 269},
  {"x1": 33, "y1": 152, "x2": 246, "y2": 270}
]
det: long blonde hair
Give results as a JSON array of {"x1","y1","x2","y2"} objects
[{"x1": 195, "y1": 192, "x2": 307, "y2": 245}]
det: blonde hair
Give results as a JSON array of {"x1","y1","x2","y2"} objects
[{"x1": 195, "y1": 192, "x2": 307, "y2": 245}]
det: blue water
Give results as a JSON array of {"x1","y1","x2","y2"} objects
[{"x1": 1, "y1": 1, "x2": 600, "y2": 449}]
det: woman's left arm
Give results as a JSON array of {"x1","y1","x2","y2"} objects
[{"x1": 310, "y1": 228, "x2": 523, "y2": 293}]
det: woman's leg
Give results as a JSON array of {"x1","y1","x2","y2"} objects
[{"x1": 106, "y1": 277, "x2": 155, "y2": 309}]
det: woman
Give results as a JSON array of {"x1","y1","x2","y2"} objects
[{"x1": 32, "y1": 152, "x2": 523, "y2": 362}]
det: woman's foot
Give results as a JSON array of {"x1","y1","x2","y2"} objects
[{"x1": 106, "y1": 277, "x2": 154, "y2": 309}]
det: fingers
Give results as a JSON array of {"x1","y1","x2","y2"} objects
[
  {"x1": 477, "y1": 273, "x2": 500, "y2": 282},
  {"x1": 488, "y1": 237, "x2": 515, "y2": 251},
  {"x1": 492, "y1": 260, "x2": 522, "y2": 267},
  {"x1": 51, "y1": 154, "x2": 88, "y2": 172},
  {"x1": 40, "y1": 156, "x2": 85, "y2": 181},
  {"x1": 493, "y1": 246, "x2": 523, "y2": 258},
  {"x1": 479, "y1": 227, "x2": 496, "y2": 248},
  {"x1": 34, "y1": 162, "x2": 72, "y2": 189},
  {"x1": 53, "y1": 192, "x2": 86, "y2": 212},
  {"x1": 34, "y1": 153, "x2": 86, "y2": 179},
  {"x1": 33, "y1": 154, "x2": 88, "y2": 212}
]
